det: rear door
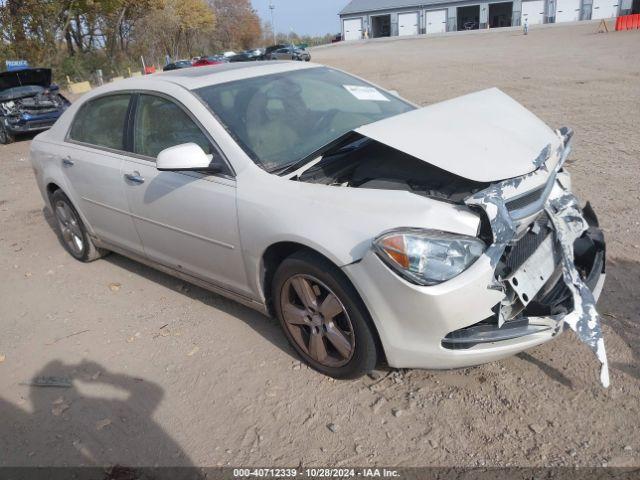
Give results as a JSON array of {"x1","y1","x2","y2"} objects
[
  {"x1": 121, "y1": 93, "x2": 250, "y2": 296},
  {"x1": 398, "y1": 12, "x2": 419, "y2": 36},
  {"x1": 62, "y1": 93, "x2": 143, "y2": 253},
  {"x1": 426, "y1": 9, "x2": 448, "y2": 34},
  {"x1": 521, "y1": 0, "x2": 545, "y2": 24}
]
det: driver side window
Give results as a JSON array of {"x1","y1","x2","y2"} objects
[{"x1": 133, "y1": 94, "x2": 213, "y2": 159}]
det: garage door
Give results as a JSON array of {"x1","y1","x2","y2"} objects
[
  {"x1": 521, "y1": 0, "x2": 545, "y2": 25},
  {"x1": 398, "y1": 12, "x2": 419, "y2": 36},
  {"x1": 343, "y1": 18, "x2": 363, "y2": 41},
  {"x1": 591, "y1": 0, "x2": 619, "y2": 18},
  {"x1": 425, "y1": 9, "x2": 447, "y2": 34},
  {"x1": 555, "y1": 0, "x2": 581, "y2": 22}
]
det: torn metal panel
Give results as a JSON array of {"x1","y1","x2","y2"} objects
[
  {"x1": 466, "y1": 175, "x2": 526, "y2": 326},
  {"x1": 545, "y1": 184, "x2": 610, "y2": 387},
  {"x1": 532, "y1": 144, "x2": 552, "y2": 170},
  {"x1": 466, "y1": 135, "x2": 609, "y2": 386}
]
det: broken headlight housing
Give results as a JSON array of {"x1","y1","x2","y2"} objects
[{"x1": 373, "y1": 229, "x2": 485, "y2": 286}]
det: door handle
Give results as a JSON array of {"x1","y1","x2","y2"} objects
[
  {"x1": 62, "y1": 157, "x2": 74, "y2": 167},
  {"x1": 124, "y1": 172, "x2": 145, "y2": 184}
]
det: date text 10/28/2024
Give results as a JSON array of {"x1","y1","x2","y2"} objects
[{"x1": 233, "y1": 468, "x2": 401, "y2": 478}]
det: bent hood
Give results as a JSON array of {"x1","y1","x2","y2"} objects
[
  {"x1": 355, "y1": 88, "x2": 561, "y2": 182},
  {"x1": 0, "y1": 68, "x2": 52, "y2": 91}
]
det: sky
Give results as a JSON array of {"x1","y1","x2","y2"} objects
[{"x1": 251, "y1": 0, "x2": 350, "y2": 36}]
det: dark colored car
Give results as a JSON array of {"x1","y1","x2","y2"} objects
[
  {"x1": 163, "y1": 60, "x2": 193, "y2": 72},
  {"x1": 229, "y1": 49, "x2": 264, "y2": 62},
  {"x1": 192, "y1": 56, "x2": 225, "y2": 67},
  {"x1": 331, "y1": 34, "x2": 342, "y2": 43},
  {"x1": 269, "y1": 46, "x2": 311, "y2": 62},
  {"x1": 264, "y1": 44, "x2": 289, "y2": 60},
  {"x1": 0, "y1": 68, "x2": 69, "y2": 144}
]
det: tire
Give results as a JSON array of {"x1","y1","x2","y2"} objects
[
  {"x1": 0, "y1": 122, "x2": 15, "y2": 145},
  {"x1": 272, "y1": 250, "x2": 378, "y2": 379},
  {"x1": 50, "y1": 190, "x2": 107, "y2": 262}
]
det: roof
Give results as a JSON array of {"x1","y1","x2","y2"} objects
[
  {"x1": 340, "y1": 0, "x2": 430, "y2": 15},
  {"x1": 120, "y1": 61, "x2": 319, "y2": 91}
]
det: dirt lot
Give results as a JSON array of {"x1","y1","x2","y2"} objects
[{"x1": 1, "y1": 23, "x2": 639, "y2": 469}]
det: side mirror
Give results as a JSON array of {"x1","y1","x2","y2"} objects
[{"x1": 156, "y1": 143, "x2": 213, "y2": 172}]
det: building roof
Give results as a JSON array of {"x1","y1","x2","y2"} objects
[{"x1": 340, "y1": 0, "x2": 430, "y2": 15}]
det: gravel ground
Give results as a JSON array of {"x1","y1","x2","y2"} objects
[{"x1": 1, "y1": 22, "x2": 639, "y2": 469}]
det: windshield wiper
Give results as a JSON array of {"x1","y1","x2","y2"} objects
[{"x1": 270, "y1": 133, "x2": 368, "y2": 176}]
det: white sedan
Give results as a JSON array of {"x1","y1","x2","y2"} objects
[{"x1": 30, "y1": 62, "x2": 609, "y2": 382}]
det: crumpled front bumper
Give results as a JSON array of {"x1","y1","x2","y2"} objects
[
  {"x1": 342, "y1": 132, "x2": 609, "y2": 384},
  {"x1": 3, "y1": 110, "x2": 62, "y2": 134}
]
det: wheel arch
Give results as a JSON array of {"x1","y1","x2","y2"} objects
[{"x1": 260, "y1": 241, "x2": 386, "y2": 363}]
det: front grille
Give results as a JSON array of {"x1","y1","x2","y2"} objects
[
  {"x1": 506, "y1": 185, "x2": 546, "y2": 212},
  {"x1": 500, "y1": 212, "x2": 553, "y2": 275}
]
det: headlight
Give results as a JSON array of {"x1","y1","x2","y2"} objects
[{"x1": 373, "y1": 229, "x2": 486, "y2": 286}]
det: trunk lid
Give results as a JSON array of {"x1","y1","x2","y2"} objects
[{"x1": 355, "y1": 88, "x2": 561, "y2": 182}]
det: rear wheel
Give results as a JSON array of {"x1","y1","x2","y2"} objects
[
  {"x1": 0, "y1": 122, "x2": 15, "y2": 144},
  {"x1": 272, "y1": 251, "x2": 378, "y2": 378},
  {"x1": 51, "y1": 190, "x2": 106, "y2": 262}
]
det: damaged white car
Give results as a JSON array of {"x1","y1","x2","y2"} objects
[{"x1": 29, "y1": 62, "x2": 608, "y2": 383}]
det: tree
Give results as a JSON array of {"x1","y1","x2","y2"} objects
[
  {"x1": 134, "y1": 0, "x2": 215, "y2": 60},
  {"x1": 209, "y1": 0, "x2": 261, "y2": 51}
]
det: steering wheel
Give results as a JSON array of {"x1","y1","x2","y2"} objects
[{"x1": 312, "y1": 108, "x2": 340, "y2": 133}]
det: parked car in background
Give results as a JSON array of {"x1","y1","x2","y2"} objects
[
  {"x1": 229, "y1": 49, "x2": 264, "y2": 62},
  {"x1": 30, "y1": 62, "x2": 606, "y2": 380},
  {"x1": 331, "y1": 34, "x2": 342, "y2": 43},
  {"x1": 0, "y1": 68, "x2": 70, "y2": 144},
  {"x1": 269, "y1": 46, "x2": 311, "y2": 62},
  {"x1": 163, "y1": 60, "x2": 193, "y2": 72},
  {"x1": 263, "y1": 44, "x2": 288, "y2": 60},
  {"x1": 192, "y1": 56, "x2": 224, "y2": 67}
]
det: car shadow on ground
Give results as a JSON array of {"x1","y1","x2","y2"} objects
[
  {"x1": 515, "y1": 257, "x2": 640, "y2": 386},
  {"x1": 597, "y1": 257, "x2": 640, "y2": 382},
  {"x1": 105, "y1": 253, "x2": 298, "y2": 361},
  {"x1": 516, "y1": 352, "x2": 573, "y2": 388},
  {"x1": 42, "y1": 208, "x2": 298, "y2": 363},
  {"x1": 0, "y1": 360, "x2": 200, "y2": 477}
]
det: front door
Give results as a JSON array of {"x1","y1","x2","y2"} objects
[
  {"x1": 122, "y1": 93, "x2": 250, "y2": 296},
  {"x1": 63, "y1": 93, "x2": 143, "y2": 253}
]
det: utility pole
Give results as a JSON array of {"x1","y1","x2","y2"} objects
[{"x1": 269, "y1": 0, "x2": 276, "y2": 44}]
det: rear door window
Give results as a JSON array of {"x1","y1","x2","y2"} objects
[{"x1": 68, "y1": 94, "x2": 131, "y2": 151}]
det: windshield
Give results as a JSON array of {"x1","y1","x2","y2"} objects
[{"x1": 194, "y1": 67, "x2": 414, "y2": 172}]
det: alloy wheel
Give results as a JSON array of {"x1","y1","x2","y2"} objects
[
  {"x1": 54, "y1": 200, "x2": 84, "y2": 256},
  {"x1": 280, "y1": 274, "x2": 355, "y2": 367}
]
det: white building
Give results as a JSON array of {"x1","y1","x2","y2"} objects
[{"x1": 340, "y1": 0, "x2": 633, "y2": 40}]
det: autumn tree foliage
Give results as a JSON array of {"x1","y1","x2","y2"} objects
[{"x1": 0, "y1": 0, "x2": 262, "y2": 79}]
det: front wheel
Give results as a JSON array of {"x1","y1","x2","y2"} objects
[{"x1": 272, "y1": 251, "x2": 378, "y2": 378}]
